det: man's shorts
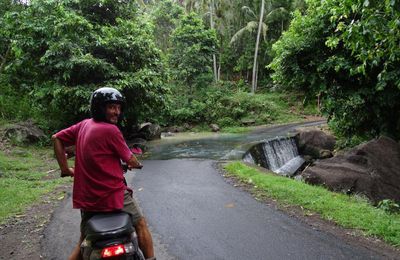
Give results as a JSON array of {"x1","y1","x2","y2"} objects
[{"x1": 80, "y1": 190, "x2": 143, "y2": 235}]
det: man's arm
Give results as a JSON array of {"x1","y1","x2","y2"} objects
[{"x1": 52, "y1": 135, "x2": 74, "y2": 177}]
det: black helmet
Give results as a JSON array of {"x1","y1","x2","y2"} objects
[{"x1": 90, "y1": 87, "x2": 125, "y2": 122}]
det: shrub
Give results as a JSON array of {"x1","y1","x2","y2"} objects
[{"x1": 168, "y1": 83, "x2": 282, "y2": 126}]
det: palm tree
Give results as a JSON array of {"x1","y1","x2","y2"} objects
[
  {"x1": 252, "y1": 0, "x2": 265, "y2": 93},
  {"x1": 230, "y1": 1, "x2": 288, "y2": 93},
  {"x1": 209, "y1": 0, "x2": 218, "y2": 82}
]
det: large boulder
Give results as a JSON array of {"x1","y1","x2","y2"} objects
[
  {"x1": 138, "y1": 123, "x2": 161, "y2": 141},
  {"x1": 301, "y1": 136, "x2": 400, "y2": 204},
  {"x1": 295, "y1": 130, "x2": 336, "y2": 159},
  {"x1": 3, "y1": 120, "x2": 46, "y2": 144},
  {"x1": 210, "y1": 124, "x2": 220, "y2": 132}
]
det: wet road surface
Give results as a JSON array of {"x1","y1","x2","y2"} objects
[{"x1": 132, "y1": 159, "x2": 383, "y2": 260}]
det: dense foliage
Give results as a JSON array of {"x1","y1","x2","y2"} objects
[
  {"x1": 1, "y1": 0, "x2": 399, "y2": 143},
  {"x1": 1, "y1": 0, "x2": 167, "y2": 130},
  {"x1": 270, "y1": 0, "x2": 400, "y2": 141},
  {"x1": 167, "y1": 83, "x2": 295, "y2": 126}
]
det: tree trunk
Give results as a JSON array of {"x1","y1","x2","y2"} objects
[
  {"x1": 251, "y1": 0, "x2": 265, "y2": 94},
  {"x1": 0, "y1": 46, "x2": 10, "y2": 74},
  {"x1": 210, "y1": 0, "x2": 218, "y2": 83},
  {"x1": 217, "y1": 54, "x2": 221, "y2": 81}
]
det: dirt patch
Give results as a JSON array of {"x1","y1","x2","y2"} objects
[
  {"x1": 215, "y1": 161, "x2": 400, "y2": 259},
  {"x1": 0, "y1": 184, "x2": 71, "y2": 260}
]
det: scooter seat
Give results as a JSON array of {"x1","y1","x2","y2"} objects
[{"x1": 86, "y1": 212, "x2": 134, "y2": 241}]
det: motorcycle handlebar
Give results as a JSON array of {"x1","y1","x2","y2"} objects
[
  {"x1": 132, "y1": 164, "x2": 143, "y2": 169},
  {"x1": 121, "y1": 162, "x2": 143, "y2": 172}
]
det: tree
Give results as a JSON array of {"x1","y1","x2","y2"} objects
[
  {"x1": 175, "y1": 0, "x2": 223, "y2": 82},
  {"x1": 1, "y1": 0, "x2": 168, "y2": 130},
  {"x1": 150, "y1": 0, "x2": 184, "y2": 52},
  {"x1": 270, "y1": 0, "x2": 400, "y2": 141},
  {"x1": 252, "y1": 0, "x2": 265, "y2": 93},
  {"x1": 230, "y1": 0, "x2": 289, "y2": 91},
  {"x1": 0, "y1": 0, "x2": 25, "y2": 74},
  {"x1": 169, "y1": 12, "x2": 217, "y2": 102},
  {"x1": 208, "y1": 0, "x2": 218, "y2": 82}
]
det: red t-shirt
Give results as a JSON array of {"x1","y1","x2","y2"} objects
[{"x1": 55, "y1": 119, "x2": 133, "y2": 211}]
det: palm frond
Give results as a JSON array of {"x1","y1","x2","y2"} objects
[
  {"x1": 264, "y1": 7, "x2": 288, "y2": 22},
  {"x1": 230, "y1": 27, "x2": 248, "y2": 44},
  {"x1": 241, "y1": 6, "x2": 257, "y2": 19},
  {"x1": 230, "y1": 21, "x2": 258, "y2": 44}
]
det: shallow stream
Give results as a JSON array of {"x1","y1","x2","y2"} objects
[{"x1": 144, "y1": 120, "x2": 325, "y2": 160}]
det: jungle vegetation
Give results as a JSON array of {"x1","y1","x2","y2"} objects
[{"x1": 0, "y1": 0, "x2": 399, "y2": 143}]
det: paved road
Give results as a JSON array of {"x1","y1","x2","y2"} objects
[
  {"x1": 41, "y1": 158, "x2": 387, "y2": 259},
  {"x1": 133, "y1": 159, "x2": 384, "y2": 260}
]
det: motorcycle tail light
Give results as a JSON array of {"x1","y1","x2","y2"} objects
[{"x1": 101, "y1": 244, "x2": 126, "y2": 258}]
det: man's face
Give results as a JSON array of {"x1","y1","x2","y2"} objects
[{"x1": 105, "y1": 103, "x2": 121, "y2": 124}]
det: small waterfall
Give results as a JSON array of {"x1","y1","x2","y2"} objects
[{"x1": 243, "y1": 137, "x2": 304, "y2": 176}]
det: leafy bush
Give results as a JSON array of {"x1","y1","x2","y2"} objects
[
  {"x1": 216, "y1": 117, "x2": 237, "y2": 127},
  {"x1": 167, "y1": 83, "x2": 286, "y2": 126},
  {"x1": 377, "y1": 200, "x2": 400, "y2": 214}
]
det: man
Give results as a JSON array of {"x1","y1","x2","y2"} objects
[{"x1": 52, "y1": 87, "x2": 155, "y2": 260}]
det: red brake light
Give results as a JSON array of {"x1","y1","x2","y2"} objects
[{"x1": 101, "y1": 244, "x2": 126, "y2": 258}]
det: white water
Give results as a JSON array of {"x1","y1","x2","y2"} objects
[
  {"x1": 243, "y1": 137, "x2": 304, "y2": 176},
  {"x1": 275, "y1": 156, "x2": 305, "y2": 176},
  {"x1": 263, "y1": 137, "x2": 299, "y2": 171}
]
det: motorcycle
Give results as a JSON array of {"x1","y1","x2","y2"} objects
[
  {"x1": 80, "y1": 212, "x2": 145, "y2": 259},
  {"x1": 80, "y1": 146, "x2": 145, "y2": 260}
]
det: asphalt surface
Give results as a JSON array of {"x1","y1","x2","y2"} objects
[
  {"x1": 42, "y1": 159, "x2": 386, "y2": 259},
  {"x1": 133, "y1": 159, "x2": 383, "y2": 260}
]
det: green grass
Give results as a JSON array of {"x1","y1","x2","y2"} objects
[
  {"x1": 224, "y1": 161, "x2": 400, "y2": 247},
  {"x1": 221, "y1": 126, "x2": 254, "y2": 134},
  {"x1": 256, "y1": 92, "x2": 315, "y2": 123},
  {"x1": 0, "y1": 146, "x2": 70, "y2": 224}
]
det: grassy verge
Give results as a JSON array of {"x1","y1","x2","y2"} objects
[
  {"x1": 220, "y1": 126, "x2": 253, "y2": 134},
  {"x1": 0, "y1": 146, "x2": 71, "y2": 224},
  {"x1": 190, "y1": 124, "x2": 254, "y2": 134},
  {"x1": 224, "y1": 161, "x2": 400, "y2": 247}
]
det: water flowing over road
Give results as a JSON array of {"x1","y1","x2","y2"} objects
[
  {"x1": 42, "y1": 121, "x2": 388, "y2": 259},
  {"x1": 144, "y1": 121, "x2": 325, "y2": 160}
]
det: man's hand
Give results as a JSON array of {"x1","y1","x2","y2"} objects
[
  {"x1": 61, "y1": 167, "x2": 74, "y2": 178},
  {"x1": 52, "y1": 135, "x2": 74, "y2": 178},
  {"x1": 127, "y1": 155, "x2": 143, "y2": 170}
]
